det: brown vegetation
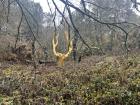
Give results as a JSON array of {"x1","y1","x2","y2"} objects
[{"x1": 0, "y1": 55, "x2": 139, "y2": 104}]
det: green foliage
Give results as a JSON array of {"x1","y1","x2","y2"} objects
[{"x1": 0, "y1": 55, "x2": 139, "y2": 104}]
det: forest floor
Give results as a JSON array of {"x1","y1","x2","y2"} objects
[{"x1": 0, "y1": 54, "x2": 140, "y2": 105}]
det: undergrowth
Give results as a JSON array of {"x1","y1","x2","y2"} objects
[{"x1": 0, "y1": 55, "x2": 140, "y2": 105}]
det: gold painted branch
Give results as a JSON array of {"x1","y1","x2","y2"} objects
[{"x1": 52, "y1": 32, "x2": 73, "y2": 66}]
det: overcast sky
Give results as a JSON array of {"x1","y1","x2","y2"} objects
[
  {"x1": 34, "y1": 0, "x2": 50, "y2": 12},
  {"x1": 34, "y1": 0, "x2": 80, "y2": 12},
  {"x1": 34, "y1": 0, "x2": 140, "y2": 15}
]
